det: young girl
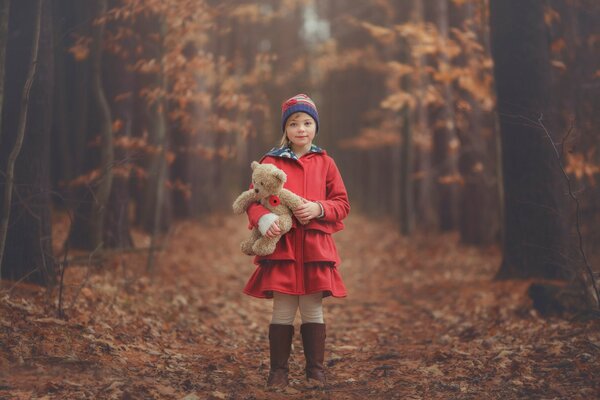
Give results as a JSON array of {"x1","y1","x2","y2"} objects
[{"x1": 243, "y1": 94, "x2": 350, "y2": 387}]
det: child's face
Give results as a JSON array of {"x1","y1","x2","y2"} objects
[{"x1": 285, "y1": 112, "x2": 316, "y2": 148}]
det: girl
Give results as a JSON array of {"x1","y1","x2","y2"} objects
[{"x1": 243, "y1": 94, "x2": 350, "y2": 387}]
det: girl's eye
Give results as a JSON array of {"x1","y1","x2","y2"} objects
[{"x1": 305, "y1": 121, "x2": 312, "y2": 125}]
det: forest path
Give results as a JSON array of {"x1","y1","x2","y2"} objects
[{"x1": 1, "y1": 214, "x2": 599, "y2": 399}]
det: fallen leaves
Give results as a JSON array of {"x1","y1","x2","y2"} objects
[{"x1": 0, "y1": 213, "x2": 599, "y2": 399}]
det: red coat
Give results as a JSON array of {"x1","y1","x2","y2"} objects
[{"x1": 243, "y1": 146, "x2": 349, "y2": 299}]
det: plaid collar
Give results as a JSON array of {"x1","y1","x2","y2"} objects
[{"x1": 265, "y1": 144, "x2": 324, "y2": 160}]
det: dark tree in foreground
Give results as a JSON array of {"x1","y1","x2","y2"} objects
[
  {"x1": 0, "y1": 0, "x2": 55, "y2": 284},
  {"x1": 490, "y1": 0, "x2": 567, "y2": 279},
  {"x1": 67, "y1": 0, "x2": 129, "y2": 250}
]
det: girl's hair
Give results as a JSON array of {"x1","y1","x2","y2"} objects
[{"x1": 279, "y1": 132, "x2": 290, "y2": 148}]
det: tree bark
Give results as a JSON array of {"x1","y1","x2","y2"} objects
[
  {"x1": 399, "y1": 104, "x2": 414, "y2": 235},
  {"x1": 0, "y1": 0, "x2": 9, "y2": 144},
  {"x1": 50, "y1": 0, "x2": 72, "y2": 195},
  {"x1": 88, "y1": 0, "x2": 113, "y2": 249},
  {"x1": 446, "y1": 0, "x2": 499, "y2": 246},
  {"x1": 412, "y1": 1, "x2": 436, "y2": 231},
  {"x1": 431, "y1": 0, "x2": 459, "y2": 232},
  {"x1": 398, "y1": 14, "x2": 414, "y2": 235},
  {"x1": 101, "y1": 1, "x2": 134, "y2": 248},
  {"x1": 136, "y1": 15, "x2": 171, "y2": 232},
  {"x1": 0, "y1": 0, "x2": 55, "y2": 285},
  {"x1": 490, "y1": 0, "x2": 568, "y2": 279}
]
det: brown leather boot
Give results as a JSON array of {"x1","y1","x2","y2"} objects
[
  {"x1": 267, "y1": 324, "x2": 294, "y2": 387},
  {"x1": 300, "y1": 323, "x2": 327, "y2": 384}
]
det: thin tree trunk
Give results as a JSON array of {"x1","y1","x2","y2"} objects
[
  {"x1": 412, "y1": 2, "x2": 436, "y2": 230},
  {"x1": 89, "y1": 0, "x2": 113, "y2": 249},
  {"x1": 399, "y1": 104, "x2": 414, "y2": 235},
  {"x1": 146, "y1": 141, "x2": 167, "y2": 272},
  {"x1": 102, "y1": 0, "x2": 134, "y2": 248},
  {"x1": 65, "y1": 1, "x2": 104, "y2": 250},
  {"x1": 0, "y1": 0, "x2": 42, "y2": 276},
  {"x1": 398, "y1": 18, "x2": 414, "y2": 235},
  {"x1": 432, "y1": 0, "x2": 459, "y2": 231},
  {"x1": 144, "y1": 10, "x2": 170, "y2": 270},
  {"x1": 50, "y1": 0, "x2": 72, "y2": 191},
  {"x1": 63, "y1": 1, "x2": 93, "y2": 178},
  {"x1": 137, "y1": 15, "x2": 170, "y2": 232}
]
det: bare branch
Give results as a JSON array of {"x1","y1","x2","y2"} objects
[{"x1": 538, "y1": 114, "x2": 599, "y2": 308}]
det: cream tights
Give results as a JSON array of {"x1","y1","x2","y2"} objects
[{"x1": 271, "y1": 292, "x2": 324, "y2": 325}]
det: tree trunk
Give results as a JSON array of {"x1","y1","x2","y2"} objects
[
  {"x1": 66, "y1": 0, "x2": 115, "y2": 250},
  {"x1": 448, "y1": 0, "x2": 499, "y2": 246},
  {"x1": 88, "y1": 0, "x2": 113, "y2": 249},
  {"x1": 398, "y1": 22, "x2": 414, "y2": 235},
  {"x1": 50, "y1": 0, "x2": 72, "y2": 196},
  {"x1": 0, "y1": 0, "x2": 55, "y2": 285},
  {"x1": 411, "y1": 1, "x2": 436, "y2": 231},
  {"x1": 101, "y1": 0, "x2": 134, "y2": 248},
  {"x1": 137, "y1": 16, "x2": 171, "y2": 232},
  {"x1": 68, "y1": 1, "x2": 93, "y2": 178},
  {"x1": 0, "y1": 0, "x2": 9, "y2": 144},
  {"x1": 490, "y1": 0, "x2": 568, "y2": 279},
  {"x1": 431, "y1": 0, "x2": 459, "y2": 231},
  {"x1": 399, "y1": 104, "x2": 414, "y2": 235}
]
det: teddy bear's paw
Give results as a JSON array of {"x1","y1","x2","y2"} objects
[
  {"x1": 253, "y1": 241, "x2": 277, "y2": 256},
  {"x1": 241, "y1": 242, "x2": 255, "y2": 256},
  {"x1": 242, "y1": 248, "x2": 255, "y2": 256}
]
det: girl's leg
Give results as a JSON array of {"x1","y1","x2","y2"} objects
[
  {"x1": 299, "y1": 292, "x2": 327, "y2": 384},
  {"x1": 267, "y1": 293, "x2": 299, "y2": 387},
  {"x1": 298, "y1": 292, "x2": 324, "y2": 323},
  {"x1": 271, "y1": 292, "x2": 299, "y2": 325}
]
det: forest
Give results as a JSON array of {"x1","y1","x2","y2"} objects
[{"x1": 0, "y1": 0, "x2": 599, "y2": 399}]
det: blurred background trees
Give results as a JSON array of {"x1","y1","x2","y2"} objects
[{"x1": 0, "y1": 0, "x2": 598, "y2": 306}]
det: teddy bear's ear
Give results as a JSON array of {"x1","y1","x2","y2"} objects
[
  {"x1": 275, "y1": 169, "x2": 287, "y2": 184},
  {"x1": 251, "y1": 161, "x2": 260, "y2": 170}
]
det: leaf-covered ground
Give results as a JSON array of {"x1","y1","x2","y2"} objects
[{"x1": 1, "y1": 213, "x2": 599, "y2": 399}]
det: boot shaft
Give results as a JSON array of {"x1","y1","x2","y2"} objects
[
  {"x1": 300, "y1": 323, "x2": 326, "y2": 383},
  {"x1": 267, "y1": 324, "x2": 294, "y2": 387}
]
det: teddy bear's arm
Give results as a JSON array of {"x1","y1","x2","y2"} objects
[
  {"x1": 232, "y1": 190, "x2": 259, "y2": 214},
  {"x1": 279, "y1": 189, "x2": 305, "y2": 211}
]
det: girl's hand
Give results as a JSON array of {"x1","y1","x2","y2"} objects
[
  {"x1": 294, "y1": 199, "x2": 321, "y2": 224},
  {"x1": 265, "y1": 220, "x2": 281, "y2": 238}
]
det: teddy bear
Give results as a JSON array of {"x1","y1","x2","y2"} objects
[{"x1": 232, "y1": 161, "x2": 307, "y2": 256}]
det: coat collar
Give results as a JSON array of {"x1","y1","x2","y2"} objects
[{"x1": 265, "y1": 144, "x2": 324, "y2": 161}]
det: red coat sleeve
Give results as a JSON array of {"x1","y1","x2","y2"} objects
[
  {"x1": 320, "y1": 158, "x2": 350, "y2": 222},
  {"x1": 247, "y1": 201, "x2": 271, "y2": 229}
]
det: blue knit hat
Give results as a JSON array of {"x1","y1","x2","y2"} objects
[{"x1": 281, "y1": 94, "x2": 319, "y2": 133}]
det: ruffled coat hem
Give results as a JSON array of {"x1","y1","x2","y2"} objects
[{"x1": 243, "y1": 261, "x2": 347, "y2": 299}]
